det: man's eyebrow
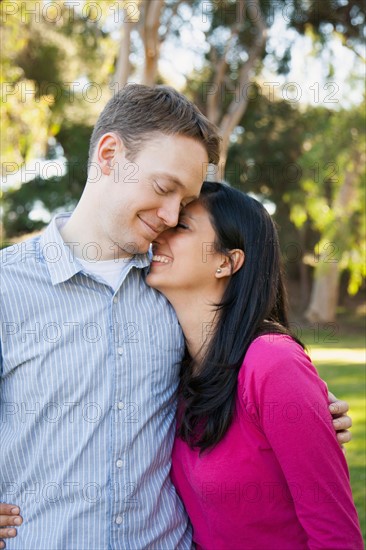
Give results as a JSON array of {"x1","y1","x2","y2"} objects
[
  {"x1": 154, "y1": 172, "x2": 200, "y2": 200},
  {"x1": 154, "y1": 172, "x2": 183, "y2": 187}
]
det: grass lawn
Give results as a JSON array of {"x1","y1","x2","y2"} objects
[{"x1": 302, "y1": 325, "x2": 366, "y2": 543}]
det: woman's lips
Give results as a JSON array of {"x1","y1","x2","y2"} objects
[{"x1": 151, "y1": 254, "x2": 172, "y2": 264}]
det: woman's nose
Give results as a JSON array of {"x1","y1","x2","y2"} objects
[{"x1": 152, "y1": 226, "x2": 173, "y2": 247}]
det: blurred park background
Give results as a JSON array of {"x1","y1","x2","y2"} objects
[{"x1": 1, "y1": 0, "x2": 365, "y2": 539}]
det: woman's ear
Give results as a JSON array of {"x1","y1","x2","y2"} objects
[
  {"x1": 229, "y1": 249, "x2": 245, "y2": 274},
  {"x1": 215, "y1": 249, "x2": 245, "y2": 279}
]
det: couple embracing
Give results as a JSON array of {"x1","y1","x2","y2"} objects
[{"x1": 0, "y1": 84, "x2": 362, "y2": 549}]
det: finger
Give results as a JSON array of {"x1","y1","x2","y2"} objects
[
  {"x1": 0, "y1": 506, "x2": 20, "y2": 516},
  {"x1": 333, "y1": 415, "x2": 352, "y2": 431},
  {"x1": 0, "y1": 527, "x2": 17, "y2": 539},
  {"x1": 327, "y1": 389, "x2": 335, "y2": 402},
  {"x1": 0, "y1": 515, "x2": 22, "y2": 527},
  {"x1": 336, "y1": 430, "x2": 352, "y2": 444},
  {"x1": 329, "y1": 400, "x2": 349, "y2": 415}
]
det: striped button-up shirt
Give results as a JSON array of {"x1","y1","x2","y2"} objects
[{"x1": 0, "y1": 213, "x2": 191, "y2": 549}]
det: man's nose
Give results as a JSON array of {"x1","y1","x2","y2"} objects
[{"x1": 157, "y1": 198, "x2": 181, "y2": 228}]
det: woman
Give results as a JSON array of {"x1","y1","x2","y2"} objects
[{"x1": 146, "y1": 181, "x2": 363, "y2": 549}]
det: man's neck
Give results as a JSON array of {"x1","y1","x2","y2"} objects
[{"x1": 59, "y1": 206, "x2": 132, "y2": 262}]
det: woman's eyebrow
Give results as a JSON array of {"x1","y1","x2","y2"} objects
[{"x1": 180, "y1": 211, "x2": 197, "y2": 221}]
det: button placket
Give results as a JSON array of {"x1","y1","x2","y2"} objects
[{"x1": 111, "y1": 300, "x2": 129, "y2": 541}]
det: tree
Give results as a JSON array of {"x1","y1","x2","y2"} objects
[
  {"x1": 3, "y1": 0, "x2": 365, "y2": 272},
  {"x1": 193, "y1": 0, "x2": 365, "y2": 171},
  {"x1": 1, "y1": 1, "x2": 52, "y2": 167},
  {"x1": 1, "y1": 0, "x2": 114, "y2": 238},
  {"x1": 111, "y1": 0, "x2": 269, "y2": 168},
  {"x1": 225, "y1": 93, "x2": 321, "y2": 306},
  {"x1": 109, "y1": 0, "x2": 365, "y2": 169},
  {"x1": 296, "y1": 105, "x2": 365, "y2": 322},
  {"x1": 224, "y1": 96, "x2": 365, "y2": 320},
  {"x1": 111, "y1": 0, "x2": 188, "y2": 88}
]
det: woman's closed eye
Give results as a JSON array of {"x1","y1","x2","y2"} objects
[{"x1": 176, "y1": 221, "x2": 190, "y2": 230}]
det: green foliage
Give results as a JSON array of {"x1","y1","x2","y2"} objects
[
  {"x1": 224, "y1": 95, "x2": 365, "y2": 296},
  {"x1": 226, "y1": 92, "x2": 305, "y2": 199},
  {"x1": 295, "y1": 103, "x2": 365, "y2": 294},
  {"x1": 310, "y1": 359, "x2": 365, "y2": 542},
  {"x1": 289, "y1": 0, "x2": 365, "y2": 50},
  {"x1": 2, "y1": 0, "x2": 365, "y2": 309},
  {"x1": 2, "y1": 122, "x2": 92, "y2": 236},
  {"x1": 225, "y1": 92, "x2": 310, "y2": 265},
  {"x1": 1, "y1": 0, "x2": 114, "y2": 236},
  {"x1": 1, "y1": 1, "x2": 52, "y2": 164}
]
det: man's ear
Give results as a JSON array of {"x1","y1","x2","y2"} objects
[
  {"x1": 215, "y1": 249, "x2": 245, "y2": 278},
  {"x1": 96, "y1": 133, "x2": 124, "y2": 175}
]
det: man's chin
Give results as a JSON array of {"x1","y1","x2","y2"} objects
[
  {"x1": 124, "y1": 240, "x2": 150, "y2": 256},
  {"x1": 114, "y1": 240, "x2": 146, "y2": 257}
]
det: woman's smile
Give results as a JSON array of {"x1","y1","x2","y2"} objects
[{"x1": 151, "y1": 254, "x2": 173, "y2": 264}]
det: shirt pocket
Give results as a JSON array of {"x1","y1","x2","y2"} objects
[{"x1": 147, "y1": 323, "x2": 184, "y2": 398}]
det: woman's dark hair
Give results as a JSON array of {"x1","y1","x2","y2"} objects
[{"x1": 179, "y1": 181, "x2": 304, "y2": 452}]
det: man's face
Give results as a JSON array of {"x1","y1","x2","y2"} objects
[{"x1": 96, "y1": 133, "x2": 208, "y2": 258}]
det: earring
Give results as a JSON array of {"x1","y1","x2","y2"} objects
[{"x1": 216, "y1": 268, "x2": 222, "y2": 273}]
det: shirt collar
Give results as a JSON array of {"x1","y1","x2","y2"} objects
[{"x1": 39, "y1": 212, "x2": 150, "y2": 286}]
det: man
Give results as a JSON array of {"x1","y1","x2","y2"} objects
[{"x1": 0, "y1": 84, "x2": 351, "y2": 549}]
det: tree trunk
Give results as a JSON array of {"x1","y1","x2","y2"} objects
[
  {"x1": 112, "y1": 20, "x2": 134, "y2": 90},
  {"x1": 142, "y1": 0, "x2": 164, "y2": 86},
  {"x1": 305, "y1": 262, "x2": 340, "y2": 323},
  {"x1": 299, "y1": 225, "x2": 310, "y2": 309},
  {"x1": 212, "y1": 0, "x2": 267, "y2": 174},
  {"x1": 305, "y1": 158, "x2": 360, "y2": 322}
]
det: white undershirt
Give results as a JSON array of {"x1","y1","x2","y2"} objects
[
  {"x1": 58, "y1": 216, "x2": 135, "y2": 292},
  {"x1": 77, "y1": 256, "x2": 132, "y2": 291}
]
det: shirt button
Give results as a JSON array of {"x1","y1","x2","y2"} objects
[
  {"x1": 117, "y1": 402, "x2": 124, "y2": 410},
  {"x1": 113, "y1": 296, "x2": 118, "y2": 303},
  {"x1": 117, "y1": 347, "x2": 123, "y2": 355},
  {"x1": 116, "y1": 459, "x2": 123, "y2": 468},
  {"x1": 116, "y1": 515, "x2": 123, "y2": 525}
]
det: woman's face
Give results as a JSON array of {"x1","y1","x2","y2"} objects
[{"x1": 146, "y1": 200, "x2": 224, "y2": 295}]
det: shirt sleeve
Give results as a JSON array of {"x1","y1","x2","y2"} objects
[
  {"x1": 0, "y1": 338, "x2": 3, "y2": 377},
  {"x1": 240, "y1": 335, "x2": 363, "y2": 550}
]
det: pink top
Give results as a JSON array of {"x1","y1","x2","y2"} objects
[{"x1": 171, "y1": 335, "x2": 363, "y2": 550}]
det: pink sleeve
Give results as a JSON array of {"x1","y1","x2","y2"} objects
[{"x1": 241, "y1": 335, "x2": 363, "y2": 550}]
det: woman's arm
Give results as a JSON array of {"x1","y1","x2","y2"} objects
[{"x1": 243, "y1": 335, "x2": 363, "y2": 549}]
